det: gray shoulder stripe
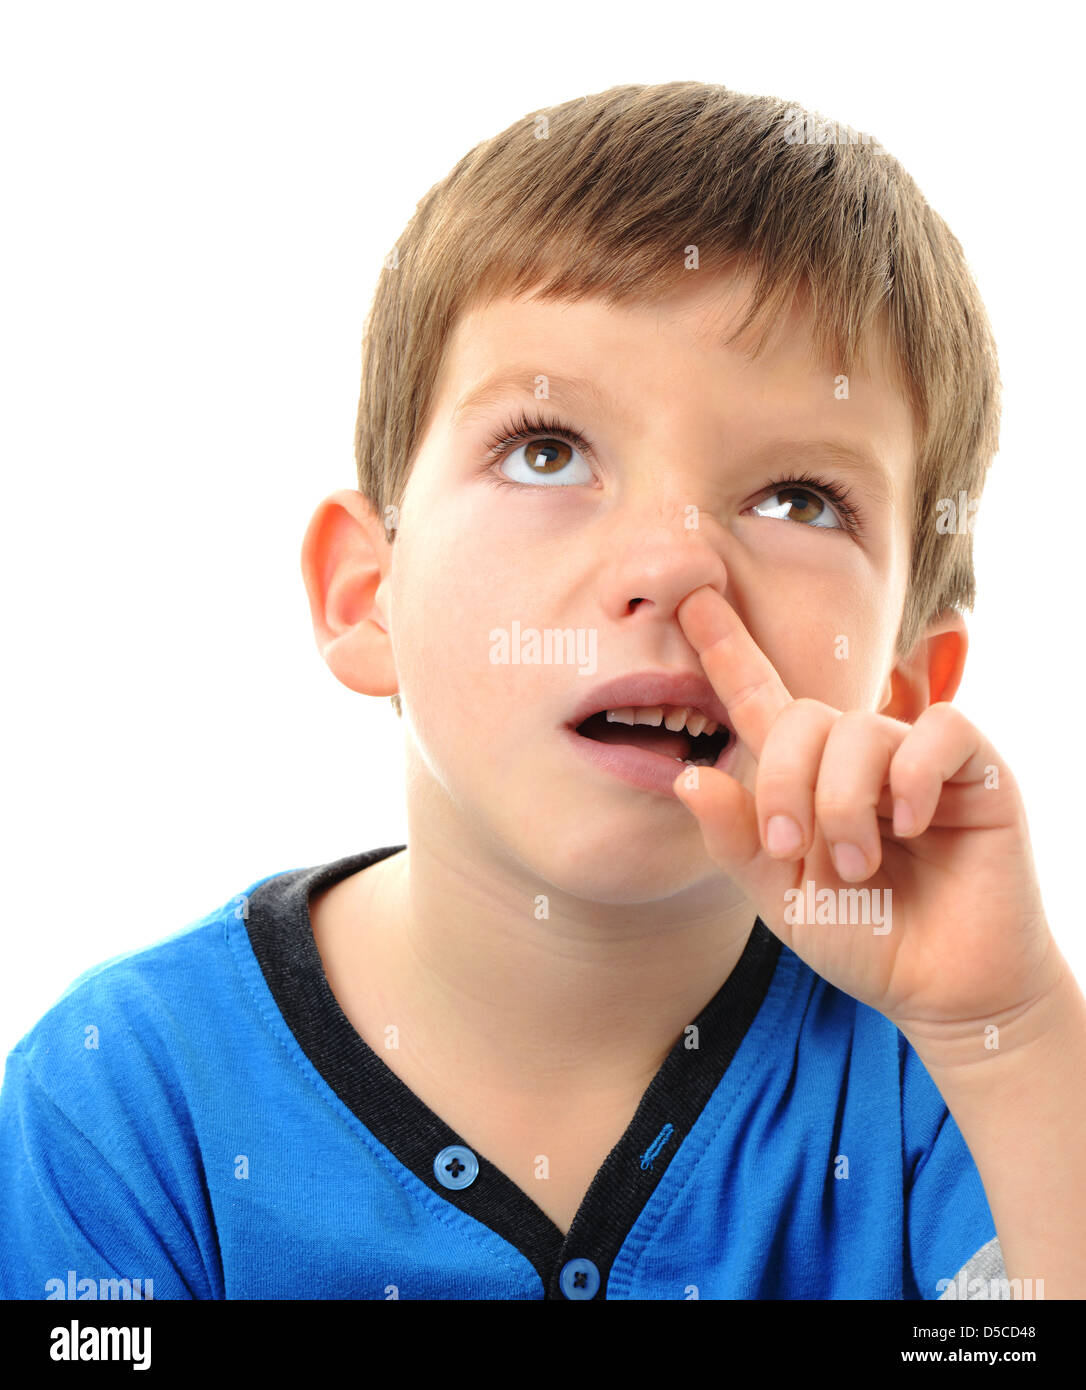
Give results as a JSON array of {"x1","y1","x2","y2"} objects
[{"x1": 937, "y1": 1236, "x2": 1010, "y2": 1299}]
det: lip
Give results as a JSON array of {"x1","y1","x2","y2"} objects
[
  {"x1": 560, "y1": 720, "x2": 740, "y2": 797},
  {"x1": 563, "y1": 670, "x2": 734, "y2": 736},
  {"x1": 562, "y1": 668, "x2": 740, "y2": 799}
]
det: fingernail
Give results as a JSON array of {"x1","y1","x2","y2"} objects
[
  {"x1": 833, "y1": 842, "x2": 868, "y2": 879},
  {"x1": 766, "y1": 815, "x2": 803, "y2": 855},
  {"x1": 892, "y1": 798, "x2": 915, "y2": 835}
]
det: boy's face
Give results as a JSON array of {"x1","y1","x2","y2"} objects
[{"x1": 378, "y1": 266, "x2": 921, "y2": 901}]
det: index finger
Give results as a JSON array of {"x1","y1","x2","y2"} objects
[{"x1": 676, "y1": 586, "x2": 794, "y2": 761}]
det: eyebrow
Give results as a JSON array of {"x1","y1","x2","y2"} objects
[
  {"x1": 746, "y1": 437, "x2": 896, "y2": 508},
  {"x1": 450, "y1": 369, "x2": 611, "y2": 426},
  {"x1": 450, "y1": 368, "x2": 897, "y2": 508}
]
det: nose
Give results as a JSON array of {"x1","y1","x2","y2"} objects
[{"x1": 602, "y1": 522, "x2": 730, "y2": 625}]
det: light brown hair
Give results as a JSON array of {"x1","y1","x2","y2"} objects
[{"x1": 353, "y1": 82, "x2": 1000, "y2": 715}]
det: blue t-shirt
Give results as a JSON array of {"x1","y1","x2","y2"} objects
[{"x1": 0, "y1": 844, "x2": 1006, "y2": 1300}]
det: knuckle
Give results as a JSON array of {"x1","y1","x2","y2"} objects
[
  {"x1": 831, "y1": 708, "x2": 879, "y2": 737},
  {"x1": 890, "y1": 753, "x2": 929, "y2": 790},
  {"x1": 757, "y1": 763, "x2": 804, "y2": 795},
  {"x1": 729, "y1": 675, "x2": 772, "y2": 712},
  {"x1": 917, "y1": 701, "x2": 964, "y2": 734},
  {"x1": 789, "y1": 697, "x2": 839, "y2": 730},
  {"x1": 813, "y1": 791, "x2": 861, "y2": 823}
]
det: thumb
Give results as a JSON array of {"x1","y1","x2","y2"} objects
[{"x1": 672, "y1": 765, "x2": 784, "y2": 908}]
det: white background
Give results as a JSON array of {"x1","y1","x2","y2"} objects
[{"x1": 2, "y1": 1, "x2": 1082, "y2": 1074}]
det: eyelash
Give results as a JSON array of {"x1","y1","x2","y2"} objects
[{"x1": 481, "y1": 408, "x2": 863, "y2": 533}]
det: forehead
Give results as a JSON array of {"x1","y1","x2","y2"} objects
[{"x1": 430, "y1": 266, "x2": 915, "y2": 509}]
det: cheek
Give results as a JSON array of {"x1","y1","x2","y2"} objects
[
  {"x1": 754, "y1": 588, "x2": 890, "y2": 709},
  {"x1": 390, "y1": 527, "x2": 556, "y2": 763}
]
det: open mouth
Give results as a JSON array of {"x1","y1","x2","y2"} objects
[{"x1": 572, "y1": 709, "x2": 733, "y2": 767}]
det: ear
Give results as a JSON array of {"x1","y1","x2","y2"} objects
[
  {"x1": 299, "y1": 489, "x2": 398, "y2": 697},
  {"x1": 878, "y1": 609, "x2": 968, "y2": 723}
]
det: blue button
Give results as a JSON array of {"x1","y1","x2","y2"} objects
[
  {"x1": 558, "y1": 1258, "x2": 600, "y2": 1299},
  {"x1": 433, "y1": 1144, "x2": 478, "y2": 1190}
]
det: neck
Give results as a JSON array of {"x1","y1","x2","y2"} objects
[{"x1": 359, "y1": 786, "x2": 759, "y2": 1109}]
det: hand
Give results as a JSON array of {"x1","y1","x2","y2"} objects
[{"x1": 672, "y1": 585, "x2": 1062, "y2": 1059}]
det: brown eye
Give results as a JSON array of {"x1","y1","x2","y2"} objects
[
  {"x1": 778, "y1": 488, "x2": 824, "y2": 524},
  {"x1": 752, "y1": 485, "x2": 840, "y2": 529},
  {"x1": 499, "y1": 435, "x2": 593, "y2": 487},
  {"x1": 524, "y1": 439, "x2": 573, "y2": 474}
]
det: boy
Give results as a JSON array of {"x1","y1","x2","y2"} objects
[{"x1": 2, "y1": 81, "x2": 1084, "y2": 1301}]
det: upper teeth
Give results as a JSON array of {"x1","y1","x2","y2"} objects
[{"x1": 605, "y1": 706, "x2": 718, "y2": 738}]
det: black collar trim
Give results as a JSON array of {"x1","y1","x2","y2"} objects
[{"x1": 243, "y1": 845, "x2": 782, "y2": 1299}]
